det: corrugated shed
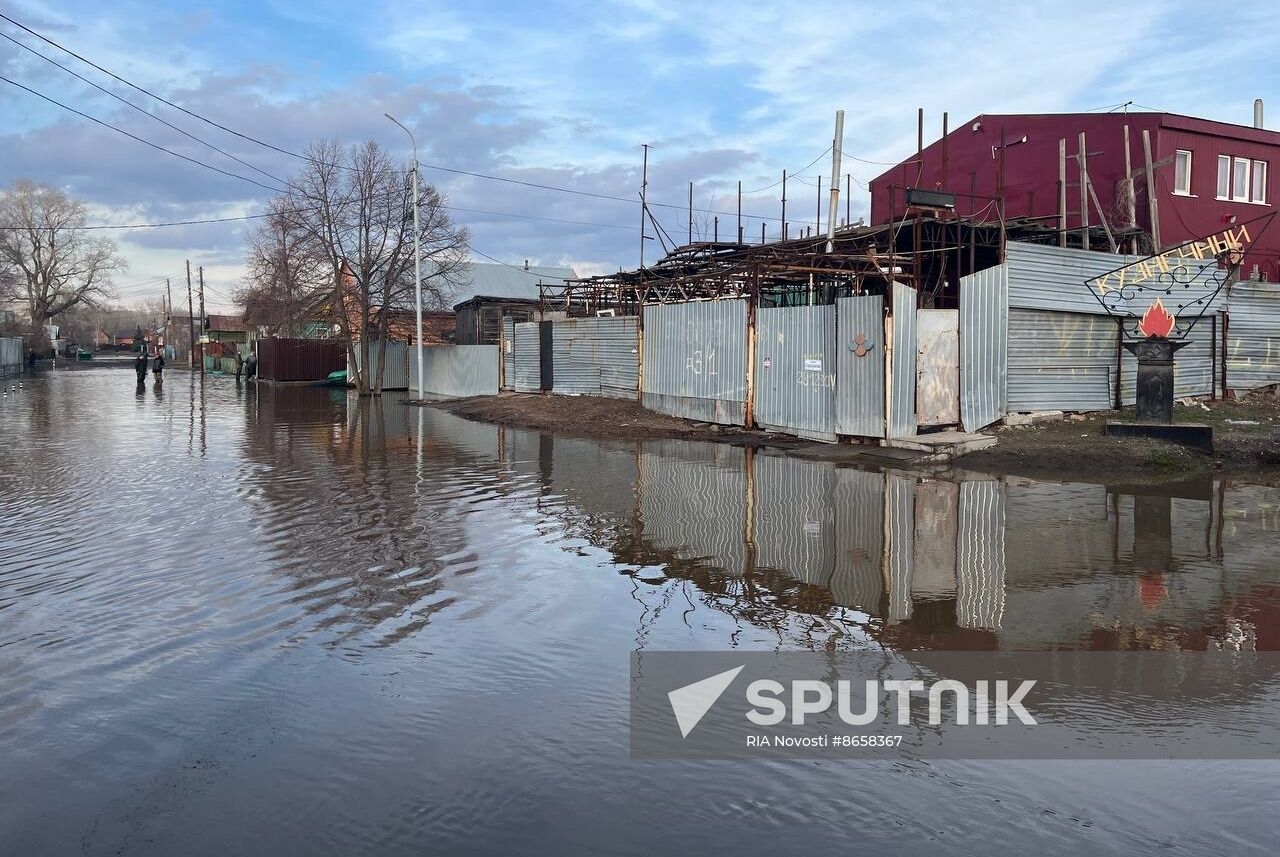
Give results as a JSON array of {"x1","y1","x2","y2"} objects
[
  {"x1": 1006, "y1": 241, "x2": 1221, "y2": 317},
  {"x1": 550, "y1": 316, "x2": 639, "y2": 399},
  {"x1": 753, "y1": 305, "x2": 837, "y2": 441},
  {"x1": 637, "y1": 440, "x2": 748, "y2": 575},
  {"x1": 960, "y1": 263, "x2": 1009, "y2": 431},
  {"x1": 512, "y1": 322, "x2": 541, "y2": 392},
  {"x1": 641, "y1": 299, "x2": 748, "y2": 426},
  {"x1": 409, "y1": 345, "x2": 498, "y2": 397},
  {"x1": 889, "y1": 285, "x2": 917, "y2": 437},
  {"x1": 1226, "y1": 280, "x2": 1280, "y2": 390},
  {"x1": 1007, "y1": 309, "x2": 1117, "y2": 411},
  {"x1": 834, "y1": 295, "x2": 885, "y2": 438},
  {"x1": 956, "y1": 480, "x2": 1006, "y2": 630}
]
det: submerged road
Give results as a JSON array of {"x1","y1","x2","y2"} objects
[{"x1": 1, "y1": 367, "x2": 1278, "y2": 855}]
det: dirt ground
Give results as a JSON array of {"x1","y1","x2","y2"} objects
[
  {"x1": 424, "y1": 389, "x2": 1280, "y2": 481},
  {"x1": 958, "y1": 392, "x2": 1280, "y2": 480}
]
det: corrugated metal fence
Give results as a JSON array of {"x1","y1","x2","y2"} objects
[
  {"x1": 256, "y1": 338, "x2": 345, "y2": 382},
  {"x1": 0, "y1": 337, "x2": 21, "y2": 376},
  {"x1": 512, "y1": 322, "x2": 541, "y2": 392},
  {"x1": 889, "y1": 285, "x2": 918, "y2": 438},
  {"x1": 1005, "y1": 241, "x2": 1221, "y2": 411},
  {"x1": 348, "y1": 340, "x2": 409, "y2": 390},
  {"x1": 1226, "y1": 280, "x2": 1280, "y2": 391},
  {"x1": 960, "y1": 264, "x2": 1008, "y2": 431},
  {"x1": 501, "y1": 317, "x2": 515, "y2": 389},
  {"x1": 410, "y1": 345, "x2": 499, "y2": 397},
  {"x1": 641, "y1": 299, "x2": 748, "y2": 426},
  {"x1": 550, "y1": 316, "x2": 639, "y2": 399},
  {"x1": 753, "y1": 305, "x2": 836, "y2": 440}
]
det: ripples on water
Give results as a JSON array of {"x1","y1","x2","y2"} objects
[{"x1": 1, "y1": 366, "x2": 1278, "y2": 855}]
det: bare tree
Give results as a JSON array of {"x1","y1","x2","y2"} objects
[
  {"x1": 235, "y1": 140, "x2": 470, "y2": 393},
  {"x1": 0, "y1": 180, "x2": 125, "y2": 340}
]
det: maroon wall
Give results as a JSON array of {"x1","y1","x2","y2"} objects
[{"x1": 870, "y1": 111, "x2": 1280, "y2": 279}]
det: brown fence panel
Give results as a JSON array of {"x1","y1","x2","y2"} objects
[{"x1": 257, "y1": 338, "x2": 345, "y2": 382}]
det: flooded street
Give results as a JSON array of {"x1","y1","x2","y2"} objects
[{"x1": 3, "y1": 366, "x2": 1279, "y2": 855}]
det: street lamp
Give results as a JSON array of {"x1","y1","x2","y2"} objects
[{"x1": 385, "y1": 112, "x2": 424, "y2": 400}]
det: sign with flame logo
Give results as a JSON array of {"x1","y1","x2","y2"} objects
[
  {"x1": 1137, "y1": 299, "x2": 1176, "y2": 339},
  {"x1": 1083, "y1": 212, "x2": 1275, "y2": 340}
]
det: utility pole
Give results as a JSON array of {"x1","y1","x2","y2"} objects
[
  {"x1": 639, "y1": 143, "x2": 651, "y2": 267},
  {"x1": 827, "y1": 110, "x2": 845, "y2": 253},
  {"x1": 1122, "y1": 124, "x2": 1137, "y2": 253},
  {"x1": 816, "y1": 175, "x2": 822, "y2": 238},
  {"x1": 780, "y1": 170, "x2": 787, "y2": 241},
  {"x1": 197, "y1": 265, "x2": 206, "y2": 376},
  {"x1": 845, "y1": 173, "x2": 851, "y2": 226},
  {"x1": 166, "y1": 278, "x2": 173, "y2": 358},
  {"x1": 688, "y1": 181, "x2": 693, "y2": 245},
  {"x1": 386, "y1": 113, "x2": 424, "y2": 399},
  {"x1": 185, "y1": 260, "x2": 196, "y2": 371},
  {"x1": 737, "y1": 180, "x2": 742, "y2": 244}
]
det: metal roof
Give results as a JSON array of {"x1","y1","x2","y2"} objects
[{"x1": 444, "y1": 262, "x2": 576, "y2": 309}]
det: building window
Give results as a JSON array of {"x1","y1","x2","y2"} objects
[
  {"x1": 1218, "y1": 155, "x2": 1231, "y2": 199},
  {"x1": 1174, "y1": 150, "x2": 1193, "y2": 195},
  {"x1": 1252, "y1": 160, "x2": 1268, "y2": 203},
  {"x1": 1233, "y1": 157, "x2": 1251, "y2": 201}
]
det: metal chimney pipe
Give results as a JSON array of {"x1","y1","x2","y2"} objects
[{"x1": 1255, "y1": 98, "x2": 1264, "y2": 129}]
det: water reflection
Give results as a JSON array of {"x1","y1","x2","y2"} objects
[{"x1": 4, "y1": 370, "x2": 1280, "y2": 855}]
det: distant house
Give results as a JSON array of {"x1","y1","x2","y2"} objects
[
  {"x1": 316, "y1": 259, "x2": 575, "y2": 346},
  {"x1": 449, "y1": 262, "x2": 575, "y2": 345}
]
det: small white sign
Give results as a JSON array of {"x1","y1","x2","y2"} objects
[
  {"x1": 504, "y1": 340, "x2": 513, "y2": 353},
  {"x1": 762, "y1": 357, "x2": 773, "y2": 369},
  {"x1": 804, "y1": 359, "x2": 822, "y2": 372}
]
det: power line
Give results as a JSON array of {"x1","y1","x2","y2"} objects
[
  {"x1": 0, "y1": 27, "x2": 284, "y2": 184},
  {"x1": 0, "y1": 73, "x2": 287, "y2": 195}
]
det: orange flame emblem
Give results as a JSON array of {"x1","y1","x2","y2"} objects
[{"x1": 1138, "y1": 298, "x2": 1176, "y2": 338}]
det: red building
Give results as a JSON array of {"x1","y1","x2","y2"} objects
[{"x1": 869, "y1": 107, "x2": 1280, "y2": 280}]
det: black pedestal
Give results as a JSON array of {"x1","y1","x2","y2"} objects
[{"x1": 1122, "y1": 338, "x2": 1189, "y2": 424}]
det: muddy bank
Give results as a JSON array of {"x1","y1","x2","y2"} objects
[
  {"x1": 958, "y1": 396, "x2": 1280, "y2": 480},
  {"x1": 424, "y1": 391, "x2": 1280, "y2": 480}
]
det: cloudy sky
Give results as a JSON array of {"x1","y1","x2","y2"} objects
[{"x1": 2, "y1": 0, "x2": 1277, "y2": 311}]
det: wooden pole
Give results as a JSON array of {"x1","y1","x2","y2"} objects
[
  {"x1": 197, "y1": 266, "x2": 206, "y2": 376},
  {"x1": 1086, "y1": 173, "x2": 1117, "y2": 252},
  {"x1": 688, "y1": 181, "x2": 693, "y2": 245},
  {"x1": 1142, "y1": 129, "x2": 1161, "y2": 251},
  {"x1": 185, "y1": 261, "x2": 196, "y2": 370},
  {"x1": 1078, "y1": 131, "x2": 1090, "y2": 251},
  {"x1": 737, "y1": 180, "x2": 742, "y2": 243},
  {"x1": 1123, "y1": 124, "x2": 1137, "y2": 253},
  {"x1": 780, "y1": 170, "x2": 787, "y2": 241}
]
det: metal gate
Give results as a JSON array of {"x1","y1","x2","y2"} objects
[
  {"x1": 835, "y1": 295, "x2": 885, "y2": 438},
  {"x1": 501, "y1": 317, "x2": 515, "y2": 390},
  {"x1": 960, "y1": 263, "x2": 1008, "y2": 431},
  {"x1": 889, "y1": 285, "x2": 918, "y2": 438},
  {"x1": 754, "y1": 305, "x2": 836, "y2": 441},
  {"x1": 512, "y1": 322, "x2": 540, "y2": 392}
]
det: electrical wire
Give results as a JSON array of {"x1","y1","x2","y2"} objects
[
  {"x1": 0, "y1": 73, "x2": 287, "y2": 195},
  {"x1": 741, "y1": 145, "x2": 832, "y2": 194},
  {"x1": 0, "y1": 28, "x2": 284, "y2": 184}
]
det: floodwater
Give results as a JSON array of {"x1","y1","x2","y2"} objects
[{"x1": 2, "y1": 365, "x2": 1278, "y2": 855}]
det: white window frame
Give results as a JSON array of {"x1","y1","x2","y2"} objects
[
  {"x1": 1251, "y1": 160, "x2": 1268, "y2": 204},
  {"x1": 1233, "y1": 157, "x2": 1251, "y2": 201},
  {"x1": 1217, "y1": 155, "x2": 1231, "y2": 199},
  {"x1": 1173, "y1": 150, "x2": 1193, "y2": 195}
]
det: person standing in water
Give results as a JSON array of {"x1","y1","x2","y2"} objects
[
  {"x1": 152, "y1": 350, "x2": 165, "y2": 381},
  {"x1": 234, "y1": 350, "x2": 244, "y2": 381},
  {"x1": 134, "y1": 350, "x2": 149, "y2": 384}
]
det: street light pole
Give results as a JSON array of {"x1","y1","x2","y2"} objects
[{"x1": 386, "y1": 112, "x2": 424, "y2": 400}]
